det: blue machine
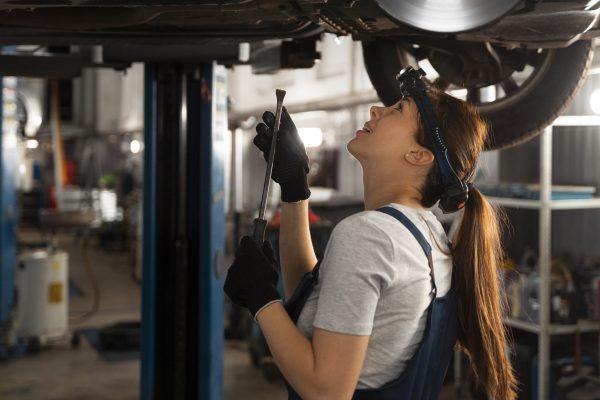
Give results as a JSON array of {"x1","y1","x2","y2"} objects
[
  {"x1": 0, "y1": 76, "x2": 18, "y2": 331},
  {"x1": 141, "y1": 63, "x2": 226, "y2": 400}
]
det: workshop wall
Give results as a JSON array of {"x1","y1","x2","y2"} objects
[
  {"x1": 228, "y1": 34, "x2": 373, "y2": 114},
  {"x1": 229, "y1": 35, "x2": 376, "y2": 213},
  {"x1": 73, "y1": 63, "x2": 144, "y2": 135}
]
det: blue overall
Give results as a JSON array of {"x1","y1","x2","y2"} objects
[{"x1": 284, "y1": 206, "x2": 458, "y2": 400}]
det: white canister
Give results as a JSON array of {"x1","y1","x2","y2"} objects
[{"x1": 16, "y1": 249, "x2": 69, "y2": 341}]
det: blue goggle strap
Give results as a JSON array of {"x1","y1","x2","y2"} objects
[{"x1": 411, "y1": 92, "x2": 463, "y2": 189}]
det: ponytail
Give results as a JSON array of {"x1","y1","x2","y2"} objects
[
  {"x1": 416, "y1": 91, "x2": 518, "y2": 398},
  {"x1": 452, "y1": 187, "x2": 517, "y2": 399}
]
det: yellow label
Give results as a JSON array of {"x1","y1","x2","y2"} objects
[
  {"x1": 48, "y1": 282, "x2": 64, "y2": 303},
  {"x1": 51, "y1": 260, "x2": 61, "y2": 272}
]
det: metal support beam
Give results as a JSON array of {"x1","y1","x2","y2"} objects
[
  {"x1": 0, "y1": 52, "x2": 130, "y2": 79},
  {"x1": 141, "y1": 62, "x2": 226, "y2": 400},
  {"x1": 0, "y1": 54, "x2": 83, "y2": 79},
  {"x1": 140, "y1": 63, "x2": 158, "y2": 400},
  {"x1": 538, "y1": 125, "x2": 552, "y2": 400},
  {"x1": 197, "y1": 64, "x2": 227, "y2": 400}
]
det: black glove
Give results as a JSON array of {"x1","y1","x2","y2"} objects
[
  {"x1": 253, "y1": 107, "x2": 311, "y2": 202},
  {"x1": 224, "y1": 236, "x2": 281, "y2": 318}
]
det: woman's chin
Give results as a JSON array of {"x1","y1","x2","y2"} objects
[
  {"x1": 347, "y1": 136, "x2": 359, "y2": 155},
  {"x1": 347, "y1": 137, "x2": 367, "y2": 160}
]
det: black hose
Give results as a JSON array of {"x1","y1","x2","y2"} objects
[{"x1": 69, "y1": 234, "x2": 101, "y2": 324}]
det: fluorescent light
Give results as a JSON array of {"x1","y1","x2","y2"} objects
[
  {"x1": 298, "y1": 127, "x2": 323, "y2": 148},
  {"x1": 130, "y1": 139, "x2": 141, "y2": 154},
  {"x1": 25, "y1": 139, "x2": 39, "y2": 149},
  {"x1": 553, "y1": 115, "x2": 600, "y2": 126}
]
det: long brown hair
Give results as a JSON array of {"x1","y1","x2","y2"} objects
[{"x1": 416, "y1": 92, "x2": 517, "y2": 399}]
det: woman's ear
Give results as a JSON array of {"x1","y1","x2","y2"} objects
[{"x1": 404, "y1": 147, "x2": 435, "y2": 166}]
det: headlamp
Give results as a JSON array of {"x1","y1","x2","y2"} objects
[{"x1": 395, "y1": 67, "x2": 469, "y2": 213}]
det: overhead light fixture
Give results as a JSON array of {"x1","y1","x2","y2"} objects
[
  {"x1": 590, "y1": 89, "x2": 600, "y2": 114},
  {"x1": 130, "y1": 139, "x2": 142, "y2": 154},
  {"x1": 298, "y1": 127, "x2": 323, "y2": 148},
  {"x1": 238, "y1": 42, "x2": 250, "y2": 62}
]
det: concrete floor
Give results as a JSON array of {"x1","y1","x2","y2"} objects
[
  {"x1": 0, "y1": 231, "x2": 288, "y2": 400},
  {"x1": 0, "y1": 231, "x2": 140, "y2": 400},
  {"x1": 0, "y1": 230, "x2": 459, "y2": 399}
]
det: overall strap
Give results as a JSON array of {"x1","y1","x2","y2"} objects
[{"x1": 376, "y1": 206, "x2": 437, "y2": 295}]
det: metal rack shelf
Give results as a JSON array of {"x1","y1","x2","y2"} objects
[
  {"x1": 488, "y1": 197, "x2": 600, "y2": 210},
  {"x1": 503, "y1": 317, "x2": 599, "y2": 335},
  {"x1": 493, "y1": 119, "x2": 600, "y2": 400}
]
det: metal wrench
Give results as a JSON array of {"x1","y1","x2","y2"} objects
[{"x1": 253, "y1": 89, "x2": 286, "y2": 244}]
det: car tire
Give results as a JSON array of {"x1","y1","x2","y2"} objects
[{"x1": 362, "y1": 39, "x2": 594, "y2": 150}]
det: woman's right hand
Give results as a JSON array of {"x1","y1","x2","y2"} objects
[{"x1": 253, "y1": 107, "x2": 311, "y2": 202}]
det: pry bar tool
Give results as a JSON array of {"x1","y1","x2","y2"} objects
[{"x1": 253, "y1": 89, "x2": 286, "y2": 244}]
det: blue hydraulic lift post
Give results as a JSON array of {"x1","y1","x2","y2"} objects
[
  {"x1": 0, "y1": 75, "x2": 18, "y2": 328},
  {"x1": 140, "y1": 63, "x2": 225, "y2": 400},
  {"x1": 197, "y1": 63, "x2": 226, "y2": 400}
]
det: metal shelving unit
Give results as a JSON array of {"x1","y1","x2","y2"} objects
[
  {"x1": 503, "y1": 317, "x2": 598, "y2": 335},
  {"x1": 489, "y1": 118, "x2": 600, "y2": 400},
  {"x1": 489, "y1": 197, "x2": 600, "y2": 210}
]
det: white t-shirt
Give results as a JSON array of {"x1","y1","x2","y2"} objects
[{"x1": 296, "y1": 203, "x2": 453, "y2": 389}]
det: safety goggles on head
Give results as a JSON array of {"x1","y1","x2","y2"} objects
[{"x1": 395, "y1": 67, "x2": 469, "y2": 213}]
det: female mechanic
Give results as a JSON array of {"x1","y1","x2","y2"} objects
[{"x1": 224, "y1": 67, "x2": 517, "y2": 399}]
